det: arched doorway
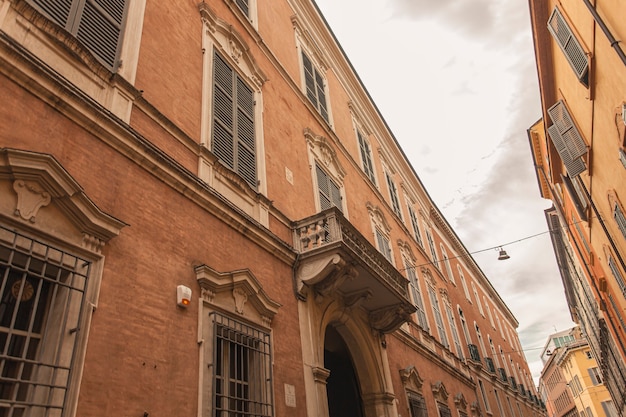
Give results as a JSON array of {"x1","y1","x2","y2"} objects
[{"x1": 324, "y1": 325, "x2": 365, "y2": 417}]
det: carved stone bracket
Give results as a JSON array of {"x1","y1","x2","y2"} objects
[
  {"x1": 342, "y1": 289, "x2": 372, "y2": 309},
  {"x1": 312, "y1": 366, "x2": 331, "y2": 384},
  {"x1": 369, "y1": 303, "x2": 414, "y2": 333}
]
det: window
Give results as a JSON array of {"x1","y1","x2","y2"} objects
[
  {"x1": 547, "y1": 7, "x2": 589, "y2": 85},
  {"x1": 588, "y1": 367, "x2": 603, "y2": 385},
  {"x1": 405, "y1": 260, "x2": 428, "y2": 331},
  {"x1": 440, "y1": 246, "x2": 454, "y2": 284},
  {"x1": 428, "y1": 284, "x2": 448, "y2": 347},
  {"x1": 408, "y1": 392, "x2": 428, "y2": 417},
  {"x1": 547, "y1": 100, "x2": 588, "y2": 178},
  {"x1": 478, "y1": 379, "x2": 491, "y2": 412},
  {"x1": 376, "y1": 229, "x2": 393, "y2": 263},
  {"x1": 471, "y1": 282, "x2": 484, "y2": 315},
  {"x1": 444, "y1": 302, "x2": 463, "y2": 358},
  {"x1": 458, "y1": 267, "x2": 470, "y2": 300},
  {"x1": 426, "y1": 229, "x2": 438, "y2": 266},
  {"x1": 485, "y1": 298, "x2": 495, "y2": 328},
  {"x1": 0, "y1": 226, "x2": 90, "y2": 416},
  {"x1": 607, "y1": 253, "x2": 626, "y2": 298},
  {"x1": 585, "y1": 350, "x2": 593, "y2": 359},
  {"x1": 601, "y1": 400, "x2": 618, "y2": 417},
  {"x1": 385, "y1": 171, "x2": 402, "y2": 219},
  {"x1": 613, "y1": 200, "x2": 626, "y2": 241},
  {"x1": 408, "y1": 206, "x2": 423, "y2": 247},
  {"x1": 27, "y1": 0, "x2": 129, "y2": 71},
  {"x1": 210, "y1": 312, "x2": 272, "y2": 417},
  {"x1": 235, "y1": 0, "x2": 250, "y2": 16},
  {"x1": 357, "y1": 130, "x2": 376, "y2": 184},
  {"x1": 316, "y1": 164, "x2": 342, "y2": 211},
  {"x1": 302, "y1": 51, "x2": 329, "y2": 122},
  {"x1": 437, "y1": 402, "x2": 452, "y2": 417},
  {"x1": 212, "y1": 52, "x2": 258, "y2": 190}
]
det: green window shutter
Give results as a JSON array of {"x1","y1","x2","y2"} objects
[
  {"x1": 28, "y1": 0, "x2": 128, "y2": 71},
  {"x1": 547, "y1": 8, "x2": 589, "y2": 82},
  {"x1": 212, "y1": 52, "x2": 257, "y2": 189}
]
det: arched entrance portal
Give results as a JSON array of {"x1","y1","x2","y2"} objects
[{"x1": 324, "y1": 325, "x2": 365, "y2": 417}]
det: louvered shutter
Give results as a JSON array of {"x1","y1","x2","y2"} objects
[
  {"x1": 548, "y1": 8, "x2": 589, "y2": 81},
  {"x1": 235, "y1": 0, "x2": 249, "y2": 17},
  {"x1": 29, "y1": 0, "x2": 128, "y2": 70},
  {"x1": 316, "y1": 164, "x2": 341, "y2": 211},
  {"x1": 212, "y1": 53, "x2": 257, "y2": 189},
  {"x1": 213, "y1": 53, "x2": 236, "y2": 170},
  {"x1": 547, "y1": 101, "x2": 587, "y2": 177},
  {"x1": 302, "y1": 52, "x2": 329, "y2": 122},
  {"x1": 375, "y1": 229, "x2": 391, "y2": 261},
  {"x1": 614, "y1": 202, "x2": 626, "y2": 240},
  {"x1": 358, "y1": 131, "x2": 375, "y2": 183}
]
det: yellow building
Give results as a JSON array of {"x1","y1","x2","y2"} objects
[
  {"x1": 528, "y1": 0, "x2": 626, "y2": 413},
  {"x1": 539, "y1": 327, "x2": 616, "y2": 417}
]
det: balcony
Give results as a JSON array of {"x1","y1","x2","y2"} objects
[
  {"x1": 519, "y1": 384, "x2": 526, "y2": 397},
  {"x1": 484, "y1": 357, "x2": 496, "y2": 374},
  {"x1": 293, "y1": 208, "x2": 415, "y2": 333},
  {"x1": 468, "y1": 344, "x2": 482, "y2": 365},
  {"x1": 498, "y1": 368, "x2": 508, "y2": 383},
  {"x1": 509, "y1": 376, "x2": 517, "y2": 391}
]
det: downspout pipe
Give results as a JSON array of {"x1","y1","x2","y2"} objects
[{"x1": 581, "y1": 0, "x2": 626, "y2": 68}]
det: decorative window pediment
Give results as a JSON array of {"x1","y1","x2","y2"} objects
[
  {"x1": 305, "y1": 128, "x2": 346, "y2": 182},
  {"x1": 400, "y1": 365, "x2": 424, "y2": 391},
  {"x1": 366, "y1": 202, "x2": 391, "y2": 235},
  {"x1": 431, "y1": 381, "x2": 449, "y2": 402},
  {"x1": 397, "y1": 240, "x2": 416, "y2": 263},
  {"x1": 195, "y1": 264, "x2": 280, "y2": 328},
  {"x1": 454, "y1": 392, "x2": 468, "y2": 410},
  {"x1": 199, "y1": 3, "x2": 267, "y2": 91},
  {"x1": 0, "y1": 148, "x2": 126, "y2": 253}
]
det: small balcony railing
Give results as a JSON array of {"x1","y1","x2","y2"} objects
[
  {"x1": 468, "y1": 344, "x2": 481, "y2": 364},
  {"x1": 519, "y1": 384, "x2": 526, "y2": 397},
  {"x1": 484, "y1": 357, "x2": 496, "y2": 374},
  {"x1": 293, "y1": 208, "x2": 415, "y2": 333},
  {"x1": 509, "y1": 377, "x2": 517, "y2": 391},
  {"x1": 498, "y1": 368, "x2": 508, "y2": 383}
]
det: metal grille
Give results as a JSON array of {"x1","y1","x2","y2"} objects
[
  {"x1": 0, "y1": 225, "x2": 90, "y2": 417},
  {"x1": 210, "y1": 312, "x2": 272, "y2": 417},
  {"x1": 407, "y1": 392, "x2": 427, "y2": 417}
]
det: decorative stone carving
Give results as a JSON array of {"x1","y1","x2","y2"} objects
[
  {"x1": 431, "y1": 381, "x2": 449, "y2": 402},
  {"x1": 454, "y1": 392, "x2": 468, "y2": 410},
  {"x1": 313, "y1": 263, "x2": 358, "y2": 303},
  {"x1": 312, "y1": 366, "x2": 331, "y2": 384},
  {"x1": 303, "y1": 128, "x2": 346, "y2": 181},
  {"x1": 470, "y1": 400, "x2": 482, "y2": 417},
  {"x1": 343, "y1": 289, "x2": 372, "y2": 309},
  {"x1": 399, "y1": 365, "x2": 424, "y2": 390},
  {"x1": 13, "y1": 180, "x2": 51, "y2": 222},
  {"x1": 369, "y1": 303, "x2": 414, "y2": 333},
  {"x1": 233, "y1": 287, "x2": 248, "y2": 314}
]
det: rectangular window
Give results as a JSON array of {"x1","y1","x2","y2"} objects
[
  {"x1": 316, "y1": 164, "x2": 342, "y2": 211},
  {"x1": 407, "y1": 392, "x2": 427, "y2": 417},
  {"x1": 405, "y1": 260, "x2": 428, "y2": 331},
  {"x1": 614, "y1": 201, "x2": 626, "y2": 241},
  {"x1": 408, "y1": 206, "x2": 423, "y2": 247},
  {"x1": 608, "y1": 254, "x2": 626, "y2": 298},
  {"x1": 547, "y1": 100, "x2": 588, "y2": 177},
  {"x1": 376, "y1": 230, "x2": 392, "y2": 262},
  {"x1": 428, "y1": 285, "x2": 448, "y2": 347},
  {"x1": 601, "y1": 400, "x2": 618, "y2": 417},
  {"x1": 588, "y1": 367, "x2": 603, "y2": 385},
  {"x1": 28, "y1": 0, "x2": 128, "y2": 70},
  {"x1": 385, "y1": 172, "x2": 402, "y2": 219},
  {"x1": 478, "y1": 379, "x2": 491, "y2": 412},
  {"x1": 0, "y1": 227, "x2": 90, "y2": 416},
  {"x1": 357, "y1": 131, "x2": 376, "y2": 184},
  {"x1": 426, "y1": 230, "x2": 438, "y2": 266},
  {"x1": 211, "y1": 312, "x2": 273, "y2": 417},
  {"x1": 437, "y1": 402, "x2": 452, "y2": 417},
  {"x1": 302, "y1": 52, "x2": 329, "y2": 122},
  {"x1": 444, "y1": 303, "x2": 463, "y2": 359},
  {"x1": 235, "y1": 0, "x2": 249, "y2": 16},
  {"x1": 213, "y1": 52, "x2": 257, "y2": 189},
  {"x1": 547, "y1": 7, "x2": 589, "y2": 84}
]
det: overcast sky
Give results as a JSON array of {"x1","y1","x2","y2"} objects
[{"x1": 314, "y1": 0, "x2": 576, "y2": 384}]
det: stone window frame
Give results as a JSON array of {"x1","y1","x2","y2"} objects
[
  {"x1": 198, "y1": 3, "x2": 271, "y2": 226},
  {"x1": 195, "y1": 264, "x2": 280, "y2": 417},
  {"x1": 0, "y1": 148, "x2": 126, "y2": 416},
  {"x1": 367, "y1": 203, "x2": 394, "y2": 265}
]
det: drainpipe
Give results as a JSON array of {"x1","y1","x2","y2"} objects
[{"x1": 581, "y1": 0, "x2": 626, "y2": 68}]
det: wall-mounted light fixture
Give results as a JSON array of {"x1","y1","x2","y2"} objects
[{"x1": 177, "y1": 285, "x2": 192, "y2": 307}]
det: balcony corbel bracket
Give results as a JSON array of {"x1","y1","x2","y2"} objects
[{"x1": 369, "y1": 303, "x2": 413, "y2": 334}]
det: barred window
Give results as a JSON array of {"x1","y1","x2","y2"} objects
[
  {"x1": 0, "y1": 226, "x2": 90, "y2": 416},
  {"x1": 210, "y1": 312, "x2": 273, "y2": 417},
  {"x1": 408, "y1": 391, "x2": 428, "y2": 417},
  {"x1": 437, "y1": 402, "x2": 452, "y2": 417}
]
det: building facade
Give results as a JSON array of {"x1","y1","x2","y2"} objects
[
  {"x1": 538, "y1": 327, "x2": 617, "y2": 417},
  {"x1": 0, "y1": 1, "x2": 544, "y2": 416},
  {"x1": 527, "y1": 0, "x2": 626, "y2": 414}
]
